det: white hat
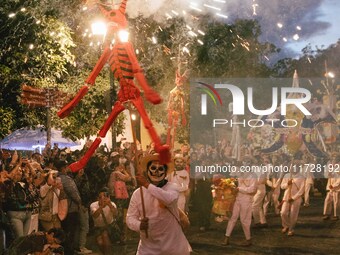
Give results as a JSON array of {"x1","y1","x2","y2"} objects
[{"x1": 174, "y1": 154, "x2": 184, "y2": 160}]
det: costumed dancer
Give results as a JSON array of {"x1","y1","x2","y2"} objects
[
  {"x1": 222, "y1": 156, "x2": 258, "y2": 247},
  {"x1": 252, "y1": 160, "x2": 268, "y2": 228},
  {"x1": 302, "y1": 153, "x2": 315, "y2": 207},
  {"x1": 323, "y1": 153, "x2": 340, "y2": 221},
  {"x1": 263, "y1": 156, "x2": 283, "y2": 216},
  {"x1": 280, "y1": 158, "x2": 305, "y2": 236},
  {"x1": 126, "y1": 154, "x2": 191, "y2": 255}
]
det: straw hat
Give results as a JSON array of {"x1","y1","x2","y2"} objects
[{"x1": 139, "y1": 154, "x2": 173, "y2": 175}]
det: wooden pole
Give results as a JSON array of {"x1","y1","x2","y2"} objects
[{"x1": 128, "y1": 106, "x2": 148, "y2": 238}]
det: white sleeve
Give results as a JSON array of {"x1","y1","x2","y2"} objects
[
  {"x1": 147, "y1": 184, "x2": 179, "y2": 206},
  {"x1": 90, "y1": 202, "x2": 98, "y2": 215},
  {"x1": 292, "y1": 179, "x2": 305, "y2": 200},
  {"x1": 238, "y1": 178, "x2": 257, "y2": 195},
  {"x1": 281, "y1": 175, "x2": 289, "y2": 190},
  {"x1": 126, "y1": 190, "x2": 142, "y2": 232}
]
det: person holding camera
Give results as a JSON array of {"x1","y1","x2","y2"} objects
[
  {"x1": 90, "y1": 187, "x2": 117, "y2": 255},
  {"x1": 2, "y1": 157, "x2": 34, "y2": 238},
  {"x1": 39, "y1": 170, "x2": 62, "y2": 231}
]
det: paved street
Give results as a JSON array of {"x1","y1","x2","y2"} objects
[{"x1": 88, "y1": 196, "x2": 340, "y2": 255}]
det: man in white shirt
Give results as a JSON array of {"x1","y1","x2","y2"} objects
[
  {"x1": 127, "y1": 154, "x2": 191, "y2": 255},
  {"x1": 90, "y1": 187, "x2": 117, "y2": 255},
  {"x1": 252, "y1": 162, "x2": 267, "y2": 228},
  {"x1": 222, "y1": 156, "x2": 258, "y2": 246},
  {"x1": 264, "y1": 169, "x2": 283, "y2": 216},
  {"x1": 323, "y1": 153, "x2": 340, "y2": 220},
  {"x1": 167, "y1": 154, "x2": 190, "y2": 212},
  {"x1": 280, "y1": 160, "x2": 305, "y2": 236},
  {"x1": 300, "y1": 153, "x2": 314, "y2": 207}
]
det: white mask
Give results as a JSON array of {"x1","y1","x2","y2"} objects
[{"x1": 147, "y1": 161, "x2": 167, "y2": 183}]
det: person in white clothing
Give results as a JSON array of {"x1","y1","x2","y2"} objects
[
  {"x1": 303, "y1": 158, "x2": 315, "y2": 207},
  {"x1": 252, "y1": 160, "x2": 268, "y2": 228},
  {"x1": 323, "y1": 153, "x2": 340, "y2": 220},
  {"x1": 263, "y1": 156, "x2": 283, "y2": 216},
  {"x1": 167, "y1": 154, "x2": 190, "y2": 212},
  {"x1": 126, "y1": 154, "x2": 191, "y2": 255},
  {"x1": 280, "y1": 160, "x2": 305, "y2": 236},
  {"x1": 222, "y1": 156, "x2": 258, "y2": 246},
  {"x1": 90, "y1": 187, "x2": 118, "y2": 255}
]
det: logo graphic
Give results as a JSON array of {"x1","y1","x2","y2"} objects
[
  {"x1": 197, "y1": 82, "x2": 312, "y2": 116},
  {"x1": 196, "y1": 82, "x2": 223, "y2": 115}
]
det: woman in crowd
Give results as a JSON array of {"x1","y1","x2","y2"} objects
[
  {"x1": 3, "y1": 158, "x2": 34, "y2": 238},
  {"x1": 39, "y1": 171, "x2": 62, "y2": 231},
  {"x1": 108, "y1": 161, "x2": 132, "y2": 244}
]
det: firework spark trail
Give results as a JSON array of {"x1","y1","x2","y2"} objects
[{"x1": 82, "y1": 0, "x2": 317, "y2": 62}]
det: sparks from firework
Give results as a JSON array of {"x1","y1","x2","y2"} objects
[{"x1": 81, "y1": 0, "x2": 305, "y2": 63}]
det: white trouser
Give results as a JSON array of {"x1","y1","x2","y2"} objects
[
  {"x1": 304, "y1": 183, "x2": 313, "y2": 205},
  {"x1": 280, "y1": 197, "x2": 302, "y2": 231},
  {"x1": 226, "y1": 196, "x2": 253, "y2": 240},
  {"x1": 323, "y1": 191, "x2": 339, "y2": 217},
  {"x1": 263, "y1": 191, "x2": 272, "y2": 217},
  {"x1": 252, "y1": 186, "x2": 266, "y2": 224},
  {"x1": 272, "y1": 187, "x2": 281, "y2": 215},
  {"x1": 333, "y1": 191, "x2": 339, "y2": 217},
  {"x1": 323, "y1": 191, "x2": 333, "y2": 216}
]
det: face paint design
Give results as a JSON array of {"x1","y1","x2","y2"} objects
[{"x1": 147, "y1": 160, "x2": 167, "y2": 183}]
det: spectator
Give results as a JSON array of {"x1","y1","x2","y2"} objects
[
  {"x1": 90, "y1": 187, "x2": 117, "y2": 255},
  {"x1": 6, "y1": 227, "x2": 65, "y2": 255},
  {"x1": 39, "y1": 171, "x2": 62, "y2": 231},
  {"x1": 74, "y1": 169, "x2": 92, "y2": 254},
  {"x1": 107, "y1": 162, "x2": 131, "y2": 244},
  {"x1": 167, "y1": 154, "x2": 190, "y2": 212},
  {"x1": 3, "y1": 158, "x2": 33, "y2": 238},
  {"x1": 193, "y1": 158, "x2": 212, "y2": 232},
  {"x1": 56, "y1": 160, "x2": 81, "y2": 255}
]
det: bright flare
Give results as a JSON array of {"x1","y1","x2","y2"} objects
[
  {"x1": 118, "y1": 30, "x2": 129, "y2": 42},
  {"x1": 91, "y1": 21, "x2": 107, "y2": 36}
]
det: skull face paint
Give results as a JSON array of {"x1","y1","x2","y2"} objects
[{"x1": 147, "y1": 160, "x2": 167, "y2": 184}]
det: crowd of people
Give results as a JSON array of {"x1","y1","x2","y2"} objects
[{"x1": 0, "y1": 139, "x2": 339, "y2": 254}]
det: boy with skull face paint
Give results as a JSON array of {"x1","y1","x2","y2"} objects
[{"x1": 126, "y1": 154, "x2": 191, "y2": 255}]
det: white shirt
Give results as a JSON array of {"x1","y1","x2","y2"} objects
[
  {"x1": 167, "y1": 169, "x2": 189, "y2": 193},
  {"x1": 90, "y1": 201, "x2": 117, "y2": 227},
  {"x1": 126, "y1": 182, "x2": 191, "y2": 255},
  {"x1": 326, "y1": 173, "x2": 340, "y2": 192},
  {"x1": 236, "y1": 173, "x2": 258, "y2": 201},
  {"x1": 281, "y1": 173, "x2": 305, "y2": 201}
]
